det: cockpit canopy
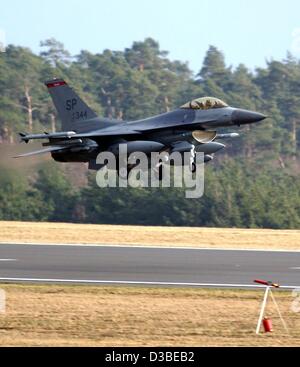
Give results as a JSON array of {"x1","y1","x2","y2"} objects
[{"x1": 180, "y1": 97, "x2": 228, "y2": 110}]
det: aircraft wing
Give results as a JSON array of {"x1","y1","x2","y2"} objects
[
  {"x1": 19, "y1": 116, "x2": 218, "y2": 143},
  {"x1": 19, "y1": 126, "x2": 142, "y2": 143},
  {"x1": 134, "y1": 119, "x2": 218, "y2": 133},
  {"x1": 14, "y1": 145, "x2": 70, "y2": 158},
  {"x1": 72, "y1": 118, "x2": 218, "y2": 139},
  {"x1": 73, "y1": 127, "x2": 141, "y2": 138}
]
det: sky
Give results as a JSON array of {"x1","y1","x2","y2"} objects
[{"x1": 1, "y1": 0, "x2": 300, "y2": 74}]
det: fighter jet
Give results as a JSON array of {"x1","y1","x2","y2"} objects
[{"x1": 16, "y1": 78, "x2": 266, "y2": 177}]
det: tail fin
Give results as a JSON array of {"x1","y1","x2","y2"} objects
[{"x1": 45, "y1": 78, "x2": 97, "y2": 132}]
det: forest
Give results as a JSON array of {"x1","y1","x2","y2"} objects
[{"x1": 0, "y1": 38, "x2": 299, "y2": 228}]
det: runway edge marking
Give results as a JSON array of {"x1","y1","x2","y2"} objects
[{"x1": 0, "y1": 277, "x2": 298, "y2": 289}]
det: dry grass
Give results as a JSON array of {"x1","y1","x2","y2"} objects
[
  {"x1": 0, "y1": 221, "x2": 299, "y2": 250},
  {"x1": 0, "y1": 284, "x2": 299, "y2": 346},
  {"x1": 1, "y1": 222, "x2": 298, "y2": 346}
]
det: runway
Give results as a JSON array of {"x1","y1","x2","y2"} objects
[{"x1": 0, "y1": 243, "x2": 299, "y2": 289}]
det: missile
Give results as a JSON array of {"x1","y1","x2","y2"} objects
[{"x1": 19, "y1": 131, "x2": 76, "y2": 143}]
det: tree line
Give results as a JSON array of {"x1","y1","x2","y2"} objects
[{"x1": 0, "y1": 38, "x2": 299, "y2": 228}]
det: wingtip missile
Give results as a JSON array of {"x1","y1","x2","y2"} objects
[
  {"x1": 19, "y1": 132, "x2": 29, "y2": 143},
  {"x1": 18, "y1": 131, "x2": 77, "y2": 143}
]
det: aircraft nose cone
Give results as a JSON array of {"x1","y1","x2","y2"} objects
[{"x1": 232, "y1": 109, "x2": 267, "y2": 125}]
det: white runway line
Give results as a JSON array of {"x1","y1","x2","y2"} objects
[{"x1": 0, "y1": 277, "x2": 298, "y2": 289}]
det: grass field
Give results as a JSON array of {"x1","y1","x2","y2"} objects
[
  {"x1": 0, "y1": 284, "x2": 299, "y2": 346},
  {"x1": 0, "y1": 221, "x2": 299, "y2": 346},
  {"x1": 0, "y1": 221, "x2": 300, "y2": 250}
]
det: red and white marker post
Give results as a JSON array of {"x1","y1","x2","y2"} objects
[{"x1": 254, "y1": 279, "x2": 289, "y2": 335}]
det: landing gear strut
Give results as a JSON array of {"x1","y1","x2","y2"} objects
[
  {"x1": 153, "y1": 152, "x2": 169, "y2": 181},
  {"x1": 189, "y1": 144, "x2": 196, "y2": 173}
]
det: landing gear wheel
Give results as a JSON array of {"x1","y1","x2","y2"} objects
[{"x1": 190, "y1": 162, "x2": 197, "y2": 173}]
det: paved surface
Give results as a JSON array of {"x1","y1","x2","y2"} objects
[{"x1": 0, "y1": 244, "x2": 299, "y2": 288}]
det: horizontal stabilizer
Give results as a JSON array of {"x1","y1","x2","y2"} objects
[{"x1": 14, "y1": 145, "x2": 69, "y2": 158}]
